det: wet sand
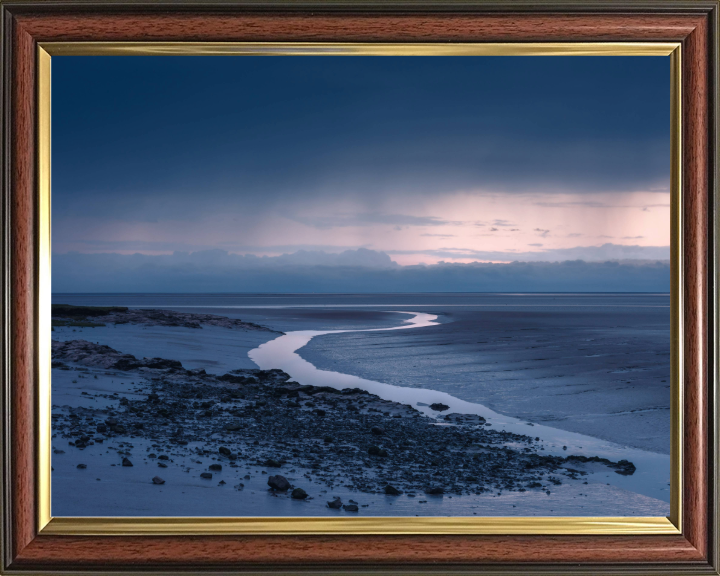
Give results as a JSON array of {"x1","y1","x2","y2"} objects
[
  {"x1": 50, "y1": 295, "x2": 670, "y2": 517},
  {"x1": 301, "y1": 306, "x2": 670, "y2": 455},
  {"x1": 51, "y1": 323, "x2": 668, "y2": 517}
]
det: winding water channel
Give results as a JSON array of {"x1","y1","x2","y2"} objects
[{"x1": 249, "y1": 311, "x2": 671, "y2": 506}]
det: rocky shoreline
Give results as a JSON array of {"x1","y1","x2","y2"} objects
[
  {"x1": 52, "y1": 337, "x2": 636, "y2": 509},
  {"x1": 52, "y1": 303, "x2": 280, "y2": 332}
]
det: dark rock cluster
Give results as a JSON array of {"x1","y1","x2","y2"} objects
[
  {"x1": 52, "y1": 339, "x2": 635, "y2": 504},
  {"x1": 52, "y1": 304, "x2": 280, "y2": 333}
]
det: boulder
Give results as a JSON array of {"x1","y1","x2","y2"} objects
[
  {"x1": 267, "y1": 475, "x2": 291, "y2": 491},
  {"x1": 152, "y1": 476, "x2": 165, "y2": 485},
  {"x1": 291, "y1": 487, "x2": 308, "y2": 500},
  {"x1": 384, "y1": 484, "x2": 401, "y2": 496},
  {"x1": 327, "y1": 497, "x2": 343, "y2": 509},
  {"x1": 121, "y1": 457, "x2": 133, "y2": 467}
]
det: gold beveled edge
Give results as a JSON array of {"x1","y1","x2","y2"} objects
[
  {"x1": 39, "y1": 41, "x2": 680, "y2": 57},
  {"x1": 668, "y1": 44, "x2": 683, "y2": 532},
  {"x1": 41, "y1": 516, "x2": 679, "y2": 536},
  {"x1": 35, "y1": 41, "x2": 683, "y2": 536},
  {"x1": 37, "y1": 46, "x2": 52, "y2": 532}
]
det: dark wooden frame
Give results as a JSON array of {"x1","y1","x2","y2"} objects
[{"x1": 1, "y1": 2, "x2": 718, "y2": 573}]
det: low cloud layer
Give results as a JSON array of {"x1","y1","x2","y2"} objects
[
  {"x1": 53, "y1": 248, "x2": 669, "y2": 293},
  {"x1": 388, "y1": 243, "x2": 670, "y2": 263}
]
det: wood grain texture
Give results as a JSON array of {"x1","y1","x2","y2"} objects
[
  {"x1": 10, "y1": 534, "x2": 706, "y2": 568},
  {"x1": 681, "y1": 14, "x2": 710, "y2": 560},
  {"x1": 13, "y1": 12, "x2": 705, "y2": 43},
  {"x1": 9, "y1": 15, "x2": 37, "y2": 563},
  {"x1": 2, "y1": 4, "x2": 717, "y2": 573}
]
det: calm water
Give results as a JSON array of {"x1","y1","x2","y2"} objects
[{"x1": 53, "y1": 292, "x2": 670, "y2": 310}]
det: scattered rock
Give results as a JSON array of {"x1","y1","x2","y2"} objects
[
  {"x1": 443, "y1": 413, "x2": 486, "y2": 425},
  {"x1": 291, "y1": 488, "x2": 308, "y2": 500},
  {"x1": 564, "y1": 455, "x2": 636, "y2": 476},
  {"x1": 50, "y1": 320, "x2": 638, "y2": 505},
  {"x1": 327, "y1": 497, "x2": 343, "y2": 509},
  {"x1": 343, "y1": 504, "x2": 359, "y2": 512},
  {"x1": 613, "y1": 459, "x2": 637, "y2": 476},
  {"x1": 77, "y1": 464, "x2": 87, "y2": 469},
  {"x1": 384, "y1": 484, "x2": 402, "y2": 495},
  {"x1": 152, "y1": 476, "x2": 165, "y2": 485},
  {"x1": 268, "y1": 475, "x2": 291, "y2": 491},
  {"x1": 426, "y1": 486, "x2": 444, "y2": 495},
  {"x1": 429, "y1": 403, "x2": 450, "y2": 412},
  {"x1": 200, "y1": 472, "x2": 212, "y2": 479}
]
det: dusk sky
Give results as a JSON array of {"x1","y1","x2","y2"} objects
[{"x1": 52, "y1": 56, "x2": 670, "y2": 292}]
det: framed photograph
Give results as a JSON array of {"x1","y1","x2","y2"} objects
[{"x1": 1, "y1": 1, "x2": 717, "y2": 574}]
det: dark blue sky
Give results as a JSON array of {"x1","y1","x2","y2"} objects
[
  {"x1": 52, "y1": 55, "x2": 670, "y2": 292},
  {"x1": 53, "y1": 56, "x2": 669, "y2": 219}
]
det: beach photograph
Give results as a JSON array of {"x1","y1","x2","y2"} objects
[{"x1": 50, "y1": 55, "x2": 671, "y2": 517}]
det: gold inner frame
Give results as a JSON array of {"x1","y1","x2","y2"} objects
[{"x1": 36, "y1": 41, "x2": 683, "y2": 536}]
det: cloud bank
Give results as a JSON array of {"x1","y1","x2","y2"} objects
[
  {"x1": 388, "y1": 243, "x2": 670, "y2": 263},
  {"x1": 53, "y1": 248, "x2": 669, "y2": 293}
]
